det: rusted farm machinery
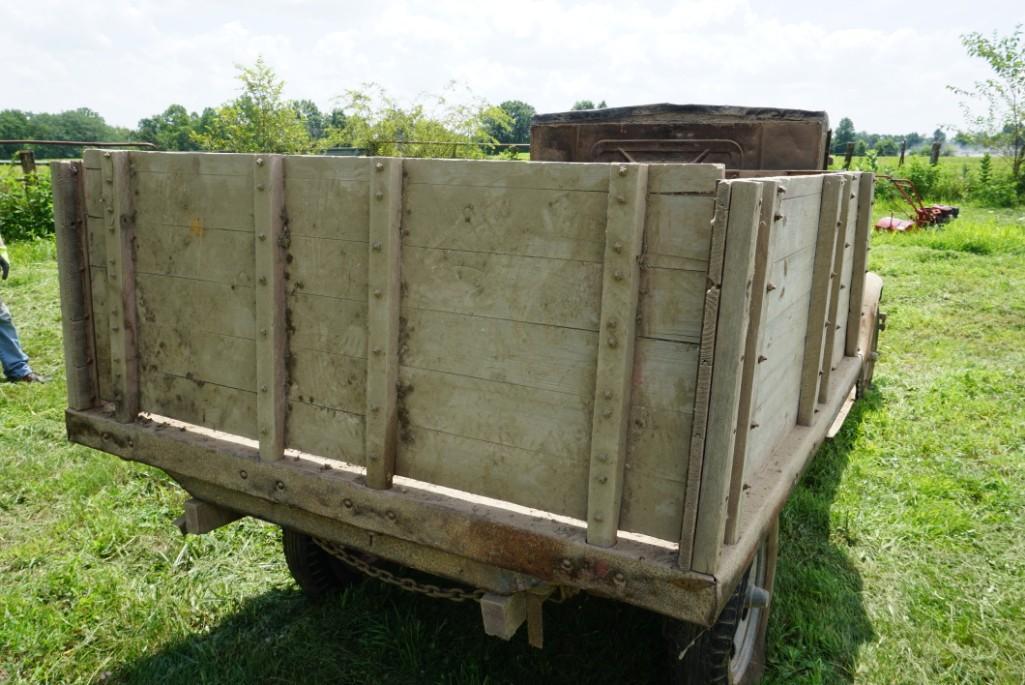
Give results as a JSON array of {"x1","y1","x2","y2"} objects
[{"x1": 874, "y1": 175, "x2": 959, "y2": 231}]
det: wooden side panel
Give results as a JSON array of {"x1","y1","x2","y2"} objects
[
  {"x1": 365, "y1": 158, "x2": 403, "y2": 488},
  {"x1": 743, "y1": 175, "x2": 825, "y2": 486},
  {"x1": 797, "y1": 176, "x2": 843, "y2": 426},
  {"x1": 586, "y1": 164, "x2": 649, "y2": 547},
  {"x1": 101, "y1": 151, "x2": 140, "y2": 421},
  {"x1": 687, "y1": 181, "x2": 762, "y2": 574}
]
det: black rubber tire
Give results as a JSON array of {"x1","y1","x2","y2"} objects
[
  {"x1": 666, "y1": 520, "x2": 779, "y2": 685},
  {"x1": 282, "y1": 528, "x2": 358, "y2": 600}
]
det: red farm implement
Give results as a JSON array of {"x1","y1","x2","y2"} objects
[{"x1": 874, "y1": 176, "x2": 959, "y2": 231}]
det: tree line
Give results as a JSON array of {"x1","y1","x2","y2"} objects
[{"x1": 1, "y1": 59, "x2": 614, "y2": 160}]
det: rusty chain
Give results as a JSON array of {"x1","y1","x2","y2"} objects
[{"x1": 315, "y1": 538, "x2": 487, "y2": 603}]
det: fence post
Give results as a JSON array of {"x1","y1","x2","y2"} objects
[
  {"x1": 843, "y1": 142, "x2": 855, "y2": 170},
  {"x1": 898, "y1": 140, "x2": 906, "y2": 167},
  {"x1": 929, "y1": 142, "x2": 941, "y2": 166}
]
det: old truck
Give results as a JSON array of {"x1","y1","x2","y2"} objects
[{"x1": 51, "y1": 114, "x2": 881, "y2": 683}]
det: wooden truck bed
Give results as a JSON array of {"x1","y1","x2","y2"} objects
[{"x1": 53, "y1": 150, "x2": 875, "y2": 628}]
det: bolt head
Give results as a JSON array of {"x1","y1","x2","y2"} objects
[
  {"x1": 239, "y1": 469, "x2": 248, "y2": 479},
  {"x1": 375, "y1": 161, "x2": 384, "y2": 171},
  {"x1": 343, "y1": 498, "x2": 353, "y2": 508},
  {"x1": 256, "y1": 158, "x2": 264, "y2": 166},
  {"x1": 372, "y1": 241, "x2": 382, "y2": 251},
  {"x1": 256, "y1": 184, "x2": 265, "y2": 191},
  {"x1": 275, "y1": 480, "x2": 285, "y2": 491},
  {"x1": 386, "y1": 510, "x2": 396, "y2": 520},
  {"x1": 561, "y1": 559, "x2": 573, "y2": 571},
  {"x1": 375, "y1": 190, "x2": 384, "y2": 200},
  {"x1": 617, "y1": 166, "x2": 627, "y2": 176}
]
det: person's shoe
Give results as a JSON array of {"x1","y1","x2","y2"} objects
[{"x1": 11, "y1": 372, "x2": 46, "y2": 383}]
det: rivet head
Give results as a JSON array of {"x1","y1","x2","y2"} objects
[
  {"x1": 617, "y1": 166, "x2": 627, "y2": 176},
  {"x1": 103, "y1": 152, "x2": 111, "y2": 158},
  {"x1": 239, "y1": 470, "x2": 248, "y2": 479},
  {"x1": 766, "y1": 282, "x2": 777, "y2": 292},
  {"x1": 613, "y1": 572, "x2": 626, "y2": 585},
  {"x1": 613, "y1": 270, "x2": 624, "y2": 281},
  {"x1": 386, "y1": 510, "x2": 396, "y2": 520},
  {"x1": 373, "y1": 289, "x2": 382, "y2": 298},
  {"x1": 106, "y1": 206, "x2": 114, "y2": 214},
  {"x1": 375, "y1": 190, "x2": 384, "y2": 200},
  {"x1": 370, "y1": 405, "x2": 380, "y2": 413},
  {"x1": 612, "y1": 241, "x2": 623, "y2": 253},
  {"x1": 372, "y1": 347, "x2": 382, "y2": 355},
  {"x1": 256, "y1": 158, "x2": 264, "y2": 166},
  {"x1": 597, "y1": 475, "x2": 608, "y2": 484},
  {"x1": 607, "y1": 336, "x2": 618, "y2": 348},
  {"x1": 260, "y1": 328, "x2": 268, "y2": 337},
  {"x1": 607, "y1": 318, "x2": 618, "y2": 329},
  {"x1": 616, "y1": 194, "x2": 626, "y2": 204},
  {"x1": 260, "y1": 385, "x2": 268, "y2": 393},
  {"x1": 372, "y1": 241, "x2": 382, "y2": 251},
  {"x1": 603, "y1": 390, "x2": 613, "y2": 400},
  {"x1": 597, "y1": 453, "x2": 609, "y2": 463},
  {"x1": 561, "y1": 559, "x2": 573, "y2": 571},
  {"x1": 256, "y1": 184, "x2": 265, "y2": 191},
  {"x1": 258, "y1": 276, "x2": 267, "y2": 285},
  {"x1": 774, "y1": 213, "x2": 784, "y2": 221},
  {"x1": 375, "y1": 161, "x2": 384, "y2": 171},
  {"x1": 603, "y1": 409, "x2": 613, "y2": 417},
  {"x1": 275, "y1": 480, "x2": 285, "y2": 491},
  {"x1": 343, "y1": 498, "x2": 353, "y2": 508},
  {"x1": 258, "y1": 234, "x2": 266, "y2": 241}
]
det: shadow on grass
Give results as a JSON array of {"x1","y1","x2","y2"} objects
[
  {"x1": 764, "y1": 389, "x2": 881, "y2": 684},
  {"x1": 112, "y1": 396, "x2": 880, "y2": 685}
]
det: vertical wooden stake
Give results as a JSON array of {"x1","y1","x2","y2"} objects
[
  {"x1": 845, "y1": 173, "x2": 875, "y2": 357},
  {"x1": 254, "y1": 155, "x2": 287, "y2": 461},
  {"x1": 686, "y1": 181, "x2": 762, "y2": 574},
  {"x1": 723, "y1": 180, "x2": 776, "y2": 545},
  {"x1": 52, "y1": 160, "x2": 98, "y2": 410},
  {"x1": 101, "y1": 151, "x2": 139, "y2": 422},
  {"x1": 365, "y1": 157, "x2": 403, "y2": 490},
  {"x1": 586, "y1": 164, "x2": 648, "y2": 547},
  {"x1": 797, "y1": 175, "x2": 844, "y2": 426},
  {"x1": 679, "y1": 181, "x2": 733, "y2": 568},
  {"x1": 819, "y1": 174, "x2": 853, "y2": 403}
]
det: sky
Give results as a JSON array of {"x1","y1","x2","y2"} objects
[{"x1": 2, "y1": 0, "x2": 1022, "y2": 135}]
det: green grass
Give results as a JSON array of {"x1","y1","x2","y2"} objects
[{"x1": 2, "y1": 209, "x2": 1025, "y2": 684}]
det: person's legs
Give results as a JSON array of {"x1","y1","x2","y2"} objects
[{"x1": 0, "y1": 295, "x2": 32, "y2": 380}]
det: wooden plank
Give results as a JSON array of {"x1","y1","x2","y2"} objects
[
  {"x1": 678, "y1": 181, "x2": 732, "y2": 567},
  {"x1": 88, "y1": 266, "x2": 113, "y2": 401},
  {"x1": 140, "y1": 371, "x2": 256, "y2": 437},
  {"x1": 724, "y1": 180, "x2": 777, "y2": 544},
  {"x1": 254, "y1": 155, "x2": 287, "y2": 461},
  {"x1": 819, "y1": 175, "x2": 853, "y2": 403},
  {"x1": 832, "y1": 177, "x2": 860, "y2": 367},
  {"x1": 286, "y1": 400, "x2": 365, "y2": 463},
  {"x1": 688, "y1": 181, "x2": 762, "y2": 574},
  {"x1": 845, "y1": 172, "x2": 875, "y2": 356},
  {"x1": 403, "y1": 157, "x2": 609, "y2": 192},
  {"x1": 586, "y1": 163, "x2": 649, "y2": 547},
  {"x1": 365, "y1": 158, "x2": 403, "y2": 489},
  {"x1": 52, "y1": 161, "x2": 99, "y2": 410},
  {"x1": 101, "y1": 151, "x2": 140, "y2": 422},
  {"x1": 797, "y1": 175, "x2": 844, "y2": 426}
]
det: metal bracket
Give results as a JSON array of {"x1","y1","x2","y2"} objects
[{"x1": 174, "y1": 498, "x2": 243, "y2": 535}]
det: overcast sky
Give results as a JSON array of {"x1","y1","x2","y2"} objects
[{"x1": 2, "y1": 0, "x2": 1022, "y2": 134}]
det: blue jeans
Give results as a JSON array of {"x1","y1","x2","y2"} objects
[{"x1": 0, "y1": 295, "x2": 32, "y2": 380}]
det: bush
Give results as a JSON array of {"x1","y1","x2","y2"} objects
[{"x1": 0, "y1": 170, "x2": 53, "y2": 241}]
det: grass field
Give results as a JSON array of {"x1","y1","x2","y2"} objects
[{"x1": 2, "y1": 208, "x2": 1025, "y2": 684}]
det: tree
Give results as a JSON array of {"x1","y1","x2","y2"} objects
[
  {"x1": 485, "y1": 100, "x2": 535, "y2": 144},
  {"x1": 325, "y1": 83, "x2": 508, "y2": 159},
  {"x1": 932, "y1": 128, "x2": 947, "y2": 145},
  {"x1": 833, "y1": 117, "x2": 855, "y2": 153},
  {"x1": 292, "y1": 99, "x2": 326, "y2": 140},
  {"x1": 193, "y1": 58, "x2": 312, "y2": 153},
  {"x1": 137, "y1": 104, "x2": 201, "y2": 151},
  {"x1": 950, "y1": 25, "x2": 1025, "y2": 196}
]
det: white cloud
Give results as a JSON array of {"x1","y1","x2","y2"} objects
[{"x1": 0, "y1": 0, "x2": 1016, "y2": 133}]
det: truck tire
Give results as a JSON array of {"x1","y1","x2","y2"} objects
[
  {"x1": 282, "y1": 527, "x2": 358, "y2": 599},
  {"x1": 666, "y1": 519, "x2": 779, "y2": 685}
]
